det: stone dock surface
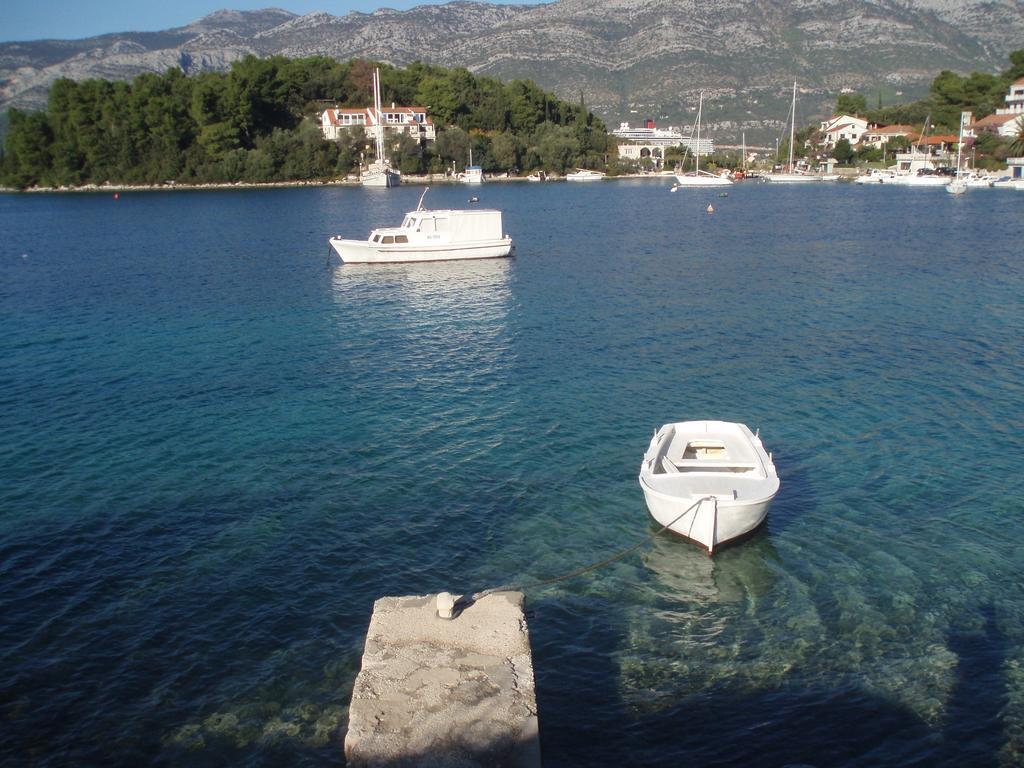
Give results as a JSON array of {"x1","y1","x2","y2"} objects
[{"x1": 345, "y1": 591, "x2": 540, "y2": 767}]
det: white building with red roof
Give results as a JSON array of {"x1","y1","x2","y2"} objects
[
  {"x1": 321, "y1": 105, "x2": 435, "y2": 144},
  {"x1": 818, "y1": 114, "x2": 869, "y2": 148},
  {"x1": 970, "y1": 112, "x2": 1021, "y2": 138},
  {"x1": 970, "y1": 77, "x2": 1024, "y2": 138},
  {"x1": 860, "y1": 124, "x2": 917, "y2": 149}
]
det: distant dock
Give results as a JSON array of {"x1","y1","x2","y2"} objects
[{"x1": 345, "y1": 591, "x2": 541, "y2": 767}]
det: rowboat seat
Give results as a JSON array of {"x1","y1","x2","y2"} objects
[{"x1": 672, "y1": 459, "x2": 758, "y2": 471}]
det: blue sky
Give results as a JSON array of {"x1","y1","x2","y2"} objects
[{"x1": 4, "y1": 0, "x2": 540, "y2": 41}]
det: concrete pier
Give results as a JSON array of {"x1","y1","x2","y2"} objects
[{"x1": 345, "y1": 590, "x2": 541, "y2": 767}]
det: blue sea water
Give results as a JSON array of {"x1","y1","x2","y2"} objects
[{"x1": 1, "y1": 180, "x2": 1023, "y2": 767}]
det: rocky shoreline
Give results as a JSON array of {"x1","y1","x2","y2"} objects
[{"x1": 0, "y1": 172, "x2": 691, "y2": 194}]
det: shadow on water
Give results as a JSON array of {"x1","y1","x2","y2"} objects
[
  {"x1": 531, "y1": 593, "x2": 1011, "y2": 768},
  {"x1": 933, "y1": 602, "x2": 1009, "y2": 767}
]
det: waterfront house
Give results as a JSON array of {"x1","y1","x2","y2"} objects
[
  {"x1": 997, "y1": 76, "x2": 1024, "y2": 115},
  {"x1": 321, "y1": 105, "x2": 435, "y2": 145},
  {"x1": 818, "y1": 114, "x2": 869, "y2": 148},
  {"x1": 1007, "y1": 157, "x2": 1024, "y2": 179},
  {"x1": 968, "y1": 77, "x2": 1024, "y2": 138},
  {"x1": 860, "y1": 124, "x2": 917, "y2": 149},
  {"x1": 970, "y1": 112, "x2": 1022, "y2": 139}
]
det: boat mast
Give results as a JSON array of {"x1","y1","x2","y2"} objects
[
  {"x1": 373, "y1": 68, "x2": 386, "y2": 165},
  {"x1": 955, "y1": 111, "x2": 965, "y2": 178},
  {"x1": 695, "y1": 91, "x2": 703, "y2": 176},
  {"x1": 788, "y1": 81, "x2": 796, "y2": 173},
  {"x1": 742, "y1": 131, "x2": 747, "y2": 171}
]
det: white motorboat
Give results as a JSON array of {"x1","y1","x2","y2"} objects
[
  {"x1": 639, "y1": 420, "x2": 779, "y2": 555},
  {"x1": 361, "y1": 68, "x2": 400, "y2": 188},
  {"x1": 992, "y1": 176, "x2": 1024, "y2": 189},
  {"x1": 674, "y1": 91, "x2": 733, "y2": 188},
  {"x1": 762, "y1": 171, "x2": 838, "y2": 183},
  {"x1": 963, "y1": 171, "x2": 997, "y2": 188},
  {"x1": 565, "y1": 169, "x2": 605, "y2": 181},
  {"x1": 329, "y1": 188, "x2": 513, "y2": 264},
  {"x1": 527, "y1": 171, "x2": 547, "y2": 182},
  {"x1": 458, "y1": 147, "x2": 484, "y2": 183},
  {"x1": 762, "y1": 83, "x2": 838, "y2": 184},
  {"x1": 854, "y1": 168, "x2": 899, "y2": 184},
  {"x1": 888, "y1": 170, "x2": 950, "y2": 187}
]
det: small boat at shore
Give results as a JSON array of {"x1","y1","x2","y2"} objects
[
  {"x1": 639, "y1": 420, "x2": 779, "y2": 555},
  {"x1": 854, "y1": 168, "x2": 899, "y2": 184},
  {"x1": 565, "y1": 169, "x2": 605, "y2": 181},
  {"x1": 328, "y1": 188, "x2": 513, "y2": 264}
]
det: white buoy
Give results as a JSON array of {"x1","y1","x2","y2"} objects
[{"x1": 707, "y1": 204, "x2": 714, "y2": 213}]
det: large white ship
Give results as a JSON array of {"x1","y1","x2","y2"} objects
[{"x1": 612, "y1": 121, "x2": 714, "y2": 155}]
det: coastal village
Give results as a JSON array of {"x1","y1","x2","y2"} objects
[{"x1": 317, "y1": 76, "x2": 1024, "y2": 186}]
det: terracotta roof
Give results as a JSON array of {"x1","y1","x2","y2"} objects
[
  {"x1": 1013, "y1": 76, "x2": 1024, "y2": 86},
  {"x1": 920, "y1": 134, "x2": 957, "y2": 145},
  {"x1": 870, "y1": 124, "x2": 915, "y2": 135},
  {"x1": 971, "y1": 113, "x2": 1019, "y2": 128}
]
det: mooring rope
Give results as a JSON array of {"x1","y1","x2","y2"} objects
[{"x1": 468, "y1": 495, "x2": 714, "y2": 603}]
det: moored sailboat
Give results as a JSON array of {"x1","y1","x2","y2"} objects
[
  {"x1": 673, "y1": 91, "x2": 732, "y2": 188},
  {"x1": 361, "y1": 68, "x2": 401, "y2": 188},
  {"x1": 762, "y1": 83, "x2": 838, "y2": 183}
]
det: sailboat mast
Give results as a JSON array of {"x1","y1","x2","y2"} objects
[
  {"x1": 742, "y1": 131, "x2": 747, "y2": 171},
  {"x1": 374, "y1": 68, "x2": 385, "y2": 164},
  {"x1": 955, "y1": 112, "x2": 964, "y2": 177},
  {"x1": 789, "y1": 81, "x2": 796, "y2": 172},
  {"x1": 695, "y1": 92, "x2": 703, "y2": 175}
]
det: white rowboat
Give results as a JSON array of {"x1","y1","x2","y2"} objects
[{"x1": 639, "y1": 420, "x2": 779, "y2": 554}]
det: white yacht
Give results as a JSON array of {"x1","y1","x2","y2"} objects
[
  {"x1": 888, "y1": 170, "x2": 950, "y2": 187},
  {"x1": 361, "y1": 68, "x2": 400, "y2": 188},
  {"x1": 565, "y1": 169, "x2": 605, "y2": 181},
  {"x1": 458, "y1": 147, "x2": 484, "y2": 183},
  {"x1": 854, "y1": 168, "x2": 899, "y2": 184},
  {"x1": 639, "y1": 421, "x2": 779, "y2": 555},
  {"x1": 459, "y1": 165, "x2": 484, "y2": 184},
  {"x1": 329, "y1": 188, "x2": 513, "y2": 264},
  {"x1": 673, "y1": 91, "x2": 733, "y2": 188}
]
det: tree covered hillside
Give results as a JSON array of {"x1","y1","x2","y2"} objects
[{"x1": 1, "y1": 56, "x2": 612, "y2": 188}]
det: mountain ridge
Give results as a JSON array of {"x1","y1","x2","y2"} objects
[{"x1": 2, "y1": 0, "x2": 1021, "y2": 140}]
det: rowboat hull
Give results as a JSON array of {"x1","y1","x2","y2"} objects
[
  {"x1": 638, "y1": 420, "x2": 779, "y2": 555},
  {"x1": 640, "y1": 480, "x2": 772, "y2": 553}
]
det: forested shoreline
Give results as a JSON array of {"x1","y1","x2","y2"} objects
[
  {"x1": 0, "y1": 57, "x2": 613, "y2": 189},
  {"x1": 3, "y1": 51, "x2": 1023, "y2": 189}
]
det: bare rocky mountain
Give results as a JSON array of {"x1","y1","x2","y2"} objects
[{"x1": 2, "y1": 0, "x2": 1022, "y2": 140}]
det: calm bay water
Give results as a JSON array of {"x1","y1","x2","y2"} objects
[{"x1": 2, "y1": 180, "x2": 1023, "y2": 766}]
